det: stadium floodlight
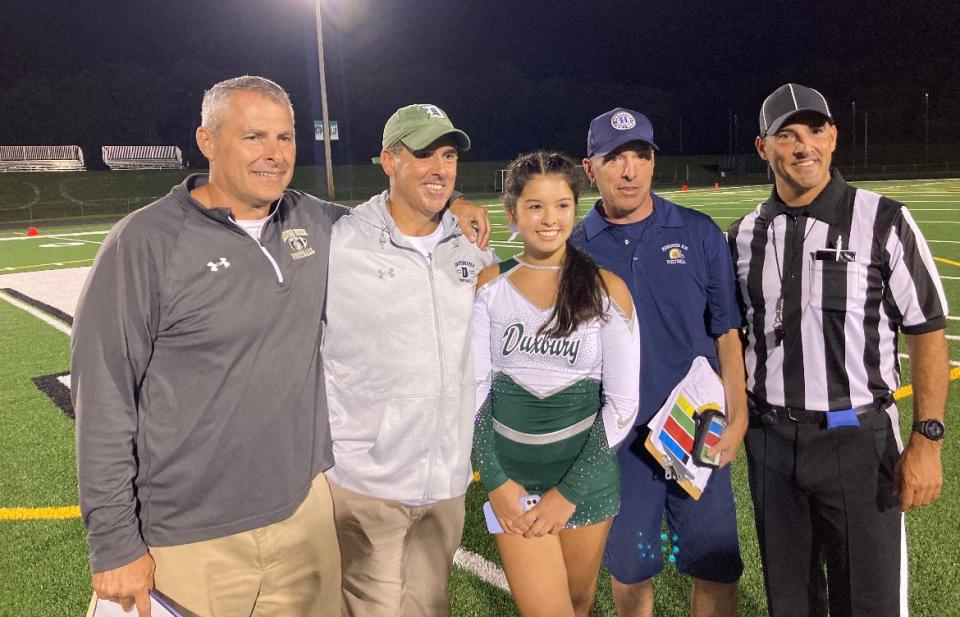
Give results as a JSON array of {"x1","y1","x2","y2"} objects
[{"x1": 313, "y1": 0, "x2": 336, "y2": 200}]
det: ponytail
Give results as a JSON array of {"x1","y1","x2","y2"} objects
[{"x1": 539, "y1": 241, "x2": 607, "y2": 338}]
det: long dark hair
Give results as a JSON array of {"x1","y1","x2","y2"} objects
[{"x1": 503, "y1": 151, "x2": 607, "y2": 338}]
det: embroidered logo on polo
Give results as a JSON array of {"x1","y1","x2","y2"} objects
[
  {"x1": 282, "y1": 228, "x2": 315, "y2": 260},
  {"x1": 662, "y1": 243, "x2": 688, "y2": 265},
  {"x1": 610, "y1": 111, "x2": 636, "y2": 131},
  {"x1": 206, "y1": 257, "x2": 230, "y2": 272},
  {"x1": 377, "y1": 268, "x2": 395, "y2": 278},
  {"x1": 455, "y1": 259, "x2": 479, "y2": 283},
  {"x1": 501, "y1": 322, "x2": 582, "y2": 365}
]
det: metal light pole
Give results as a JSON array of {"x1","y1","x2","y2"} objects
[
  {"x1": 678, "y1": 115, "x2": 683, "y2": 154},
  {"x1": 863, "y1": 110, "x2": 869, "y2": 168},
  {"x1": 314, "y1": 0, "x2": 335, "y2": 200},
  {"x1": 733, "y1": 113, "x2": 738, "y2": 154},
  {"x1": 851, "y1": 101, "x2": 856, "y2": 173},
  {"x1": 728, "y1": 108, "x2": 733, "y2": 156},
  {"x1": 924, "y1": 92, "x2": 930, "y2": 165}
]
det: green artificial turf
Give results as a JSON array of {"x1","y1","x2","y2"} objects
[{"x1": 0, "y1": 177, "x2": 957, "y2": 616}]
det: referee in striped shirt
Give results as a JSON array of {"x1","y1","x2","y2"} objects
[{"x1": 728, "y1": 83, "x2": 950, "y2": 617}]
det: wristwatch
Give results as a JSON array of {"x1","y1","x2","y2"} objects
[{"x1": 912, "y1": 419, "x2": 945, "y2": 441}]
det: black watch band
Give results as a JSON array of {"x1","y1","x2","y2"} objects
[{"x1": 912, "y1": 419, "x2": 945, "y2": 441}]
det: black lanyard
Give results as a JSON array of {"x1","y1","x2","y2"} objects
[{"x1": 769, "y1": 211, "x2": 818, "y2": 346}]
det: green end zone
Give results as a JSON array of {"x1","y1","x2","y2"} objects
[{"x1": 1, "y1": 178, "x2": 958, "y2": 616}]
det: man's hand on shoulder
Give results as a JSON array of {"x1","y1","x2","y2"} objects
[
  {"x1": 92, "y1": 551, "x2": 156, "y2": 616},
  {"x1": 895, "y1": 437, "x2": 943, "y2": 512},
  {"x1": 449, "y1": 196, "x2": 491, "y2": 250}
]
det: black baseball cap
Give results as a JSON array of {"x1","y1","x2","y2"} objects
[
  {"x1": 759, "y1": 83, "x2": 834, "y2": 137},
  {"x1": 587, "y1": 108, "x2": 658, "y2": 157}
]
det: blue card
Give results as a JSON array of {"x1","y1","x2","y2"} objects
[{"x1": 826, "y1": 409, "x2": 859, "y2": 429}]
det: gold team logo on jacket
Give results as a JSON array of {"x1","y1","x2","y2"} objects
[
  {"x1": 282, "y1": 228, "x2": 315, "y2": 260},
  {"x1": 662, "y1": 243, "x2": 688, "y2": 265}
]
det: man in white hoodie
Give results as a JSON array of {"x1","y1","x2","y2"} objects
[{"x1": 323, "y1": 104, "x2": 496, "y2": 617}]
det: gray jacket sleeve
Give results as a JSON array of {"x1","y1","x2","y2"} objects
[{"x1": 71, "y1": 220, "x2": 163, "y2": 572}]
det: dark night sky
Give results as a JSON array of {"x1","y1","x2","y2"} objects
[{"x1": 1, "y1": 0, "x2": 957, "y2": 165}]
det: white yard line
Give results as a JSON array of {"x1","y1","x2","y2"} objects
[
  {"x1": 941, "y1": 276, "x2": 960, "y2": 280},
  {"x1": 42, "y1": 234, "x2": 103, "y2": 246},
  {"x1": 927, "y1": 240, "x2": 960, "y2": 244},
  {"x1": 453, "y1": 548, "x2": 510, "y2": 592},
  {"x1": 0, "y1": 231, "x2": 109, "y2": 242},
  {"x1": 898, "y1": 352, "x2": 960, "y2": 367},
  {"x1": 0, "y1": 290, "x2": 72, "y2": 336}
]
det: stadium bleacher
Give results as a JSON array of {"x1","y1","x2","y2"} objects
[
  {"x1": 0, "y1": 145, "x2": 86, "y2": 172},
  {"x1": 102, "y1": 145, "x2": 183, "y2": 170}
]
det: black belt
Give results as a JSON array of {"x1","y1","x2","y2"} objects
[{"x1": 748, "y1": 394, "x2": 892, "y2": 426}]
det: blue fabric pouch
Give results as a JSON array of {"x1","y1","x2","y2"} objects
[{"x1": 826, "y1": 409, "x2": 860, "y2": 429}]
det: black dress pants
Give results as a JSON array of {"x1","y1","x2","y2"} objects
[{"x1": 744, "y1": 409, "x2": 904, "y2": 617}]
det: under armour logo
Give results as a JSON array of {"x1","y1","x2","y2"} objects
[
  {"x1": 377, "y1": 268, "x2": 395, "y2": 278},
  {"x1": 207, "y1": 257, "x2": 230, "y2": 272}
]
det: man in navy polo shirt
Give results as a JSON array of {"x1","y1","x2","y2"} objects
[{"x1": 571, "y1": 108, "x2": 748, "y2": 617}]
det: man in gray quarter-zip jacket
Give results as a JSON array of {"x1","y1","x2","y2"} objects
[
  {"x1": 324, "y1": 104, "x2": 496, "y2": 617},
  {"x1": 72, "y1": 76, "x2": 347, "y2": 617}
]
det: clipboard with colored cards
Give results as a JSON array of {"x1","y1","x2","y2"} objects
[{"x1": 644, "y1": 356, "x2": 727, "y2": 500}]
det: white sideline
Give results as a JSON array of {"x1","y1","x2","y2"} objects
[
  {"x1": 453, "y1": 548, "x2": 510, "y2": 592},
  {"x1": 0, "y1": 289, "x2": 72, "y2": 336}
]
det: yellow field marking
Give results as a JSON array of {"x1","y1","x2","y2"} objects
[
  {"x1": 894, "y1": 366, "x2": 960, "y2": 400},
  {"x1": 0, "y1": 257, "x2": 94, "y2": 272},
  {"x1": 935, "y1": 257, "x2": 960, "y2": 268},
  {"x1": 0, "y1": 506, "x2": 81, "y2": 520}
]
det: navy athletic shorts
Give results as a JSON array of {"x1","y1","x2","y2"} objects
[{"x1": 604, "y1": 427, "x2": 744, "y2": 584}]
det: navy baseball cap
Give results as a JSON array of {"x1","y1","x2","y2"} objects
[
  {"x1": 587, "y1": 108, "x2": 658, "y2": 157},
  {"x1": 759, "y1": 83, "x2": 834, "y2": 137}
]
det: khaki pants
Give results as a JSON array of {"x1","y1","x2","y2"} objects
[
  {"x1": 328, "y1": 481, "x2": 465, "y2": 617},
  {"x1": 89, "y1": 473, "x2": 341, "y2": 617}
]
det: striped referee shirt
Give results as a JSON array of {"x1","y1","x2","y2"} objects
[{"x1": 728, "y1": 171, "x2": 948, "y2": 411}]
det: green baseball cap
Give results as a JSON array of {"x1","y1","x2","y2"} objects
[{"x1": 381, "y1": 104, "x2": 471, "y2": 151}]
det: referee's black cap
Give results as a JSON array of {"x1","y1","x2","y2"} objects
[{"x1": 759, "y1": 83, "x2": 834, "y2": 137}]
